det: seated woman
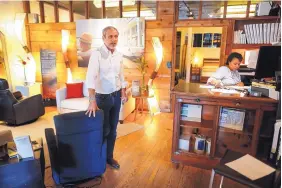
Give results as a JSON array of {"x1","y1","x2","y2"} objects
[{"x1": 207, "y1": 52, "x2": 244, "y2": 87}]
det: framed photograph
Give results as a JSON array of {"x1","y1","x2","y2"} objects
[{"x1": 76, "y1": 18, "x2": 145, "y2": 68}]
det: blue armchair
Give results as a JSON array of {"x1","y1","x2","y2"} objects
[{"x1": 45, "y1": 110, "x2": 106, "y2": 185}]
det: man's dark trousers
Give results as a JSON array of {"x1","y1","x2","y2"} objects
[{"x1": 96, "y1": 90, "x2": 121, "y2": 160}]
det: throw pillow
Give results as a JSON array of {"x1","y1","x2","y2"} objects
[{"x1": 66, "y1": 82, "x2": 83, "y2": 99}]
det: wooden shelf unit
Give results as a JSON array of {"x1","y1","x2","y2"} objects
[
  {"x1": 172, "y1": 83, "x2": 278, "y2": 169},
  {"x1": 231, "y1": 16, "x2": 280, "y2": 51}
]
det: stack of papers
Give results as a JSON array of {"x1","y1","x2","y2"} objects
[{"x1": 226, "y1": 154, "x2": 275, "y2": 180}]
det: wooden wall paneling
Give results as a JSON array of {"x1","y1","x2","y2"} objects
[
  {"x1": 157, "y1": 1, "x2": 174, "y2": 16},
  {"x1": 69, "y1": 1, "x2": 74, "y2": 22},
  {"x1": 85, "y1": 1, "x2": 90, "y2": 19},
  {"x1": 176, "y1": 20, "x2": 230, "y2": 27},
  {"x1": 220, "y1": 26, "x2": 228, "y2": 66},
  {"x1": 54, "y1": 1, "x2": 59, "y2": 23},
  {"x1": 119, "y1": 0, "x2": 123, "y2": 18},
  {"x1": 146, "y1": 28, "x2": 173, "y2": 41},
  {"x1": 146, "y1": 15, "x2": 174, "y2": 29},
  {"x1": 23, "y1": 1, "x2": 31, "y2": 50},
  {"x1": 39, "y1": 1, "x2": 45, "y2": 23},
  {"x1": 28, "y1": 23, "x2": 76, "y2": 31}
]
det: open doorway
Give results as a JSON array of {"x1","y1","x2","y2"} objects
[{"x1": 173, "y1": 26, "x2": 226, "y2": 86}]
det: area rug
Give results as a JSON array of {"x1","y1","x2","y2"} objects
[
  {"x1": 0, "y1": 111, "x2": 144, "y2": 167},
  {"x1": 0, "y1": 111, "x2": 143, "y2": 140}
]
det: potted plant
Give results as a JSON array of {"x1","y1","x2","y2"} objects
[{"x1": 135, "y1": 55, "x2": 149, "y2": 95}]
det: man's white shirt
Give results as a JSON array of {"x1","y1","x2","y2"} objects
[{"x1": 86, "y1": 44, "x2": 127, "y2": 94}]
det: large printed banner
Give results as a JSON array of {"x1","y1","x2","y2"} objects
[
  {"x1": 76, "y1": 18, "x2": 145, "y2": 68},
  {"x1": 40, "y1": 49, "x2": 57, "y2": 99}
]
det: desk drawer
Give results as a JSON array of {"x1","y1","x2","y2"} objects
[
  {"x1": 219, "y1": 99, "x2": 259, "y2": 109},
  {"x1": 178, "y1": 98, "x2": 218, "y2": 106}
]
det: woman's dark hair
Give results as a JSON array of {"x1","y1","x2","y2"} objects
[{"x1": 226, "y1": 52, "x2": 243, "y2": 65}]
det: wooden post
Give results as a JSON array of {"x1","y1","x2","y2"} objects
[
  {"x1": 223, "y1": 1, "x2": 227, "y2": 18},
  {"x1": 246, "y1": 1, "x2": 251, "y2": 18},
  {"x1": 102, "y1": 0, "x2": 106, "y2": 18},
  {"x1": 54, "y1": 1, "x2": 59, "y2": 23},
  {"x1": 85, "y1": 1, "x2": 90, "y2": 19},
  {"x1": 22, "y1": 1, "x2": 31, "y2": 50},
  {"x1": 69, "y1": 1, "x2": 74, "y2": 22},
  {"x1": 23, "y1": 1, "x2": 30, "y2": 15},
  {"x1": 198, "y1": 1, "x2": 202, "y2": 20},
  {"x1": 119, "y1": 0, "x2": 123, "y2": 18},
  {"x1": 137, "y1": 0, "x2": 141, "y2": 17},
  {"x1": 39, "y1": 1, "x2": 45, "y2": 23}
]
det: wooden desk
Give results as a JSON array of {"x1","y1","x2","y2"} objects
[{"x1": 171, "y1": 83, "x2": 278, "y2": 169}]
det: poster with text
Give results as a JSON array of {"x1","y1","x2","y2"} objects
[
  {"x1": 40, "y1": 49, "x2": 57, "y2": 99},
  {"x1": 76, "y1": 18, "x2": 145, "y2": 69}
]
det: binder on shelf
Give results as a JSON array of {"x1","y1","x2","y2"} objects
[
  {"x1": 259, "y1": 24, "x2": 263, "y2": 44},
  {"x1": 219, "y1": 108, "x2": 245, "y2": 131},
  {"x1": 270, "y1": 23, "x2": 275, "y2": 43},
  {"x1": 263, "y1": 23, "x2": 267, "y2": 44},
  {"x1": 181, "y1": 104, "x2": 202, "y2": 122},
  {"x1": 244, "y1": 25, "x2": 250, "y2": 44},
  {"x1": 267, "y1": 23, "x2": 271, "y2": 43}
]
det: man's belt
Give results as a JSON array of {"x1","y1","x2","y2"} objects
[{"x1": 96, "y1": 89, "x2": 121, "y2": 97}]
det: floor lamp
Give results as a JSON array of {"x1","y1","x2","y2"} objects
[{"x1": 147, "y1": 37, "x2": 163, "y2": 118}]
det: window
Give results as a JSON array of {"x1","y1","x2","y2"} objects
[
  {"x1": 201, "y1": 1, "x2": 225, "y2": 19},
  {"x1": 226, "y1": 1, "x2": 248, "y2": 18},
  {"x1": 105, "y1": 0, "x2": 120, "y2": 18},
  {"x1": 90, "y1": 2, "x2": 102, "y2": 19},
  {"x1": 179, "y1": 1, "x2": 200, "y2": 20},
  {"x1": 73, "y1": 1, "x2": 86, "y2": 21},
  {"x1": 58, "y1": 2, "x2": 71, "y2": 22},
  {"x1": 141, "y1": 1, "x2": 156, "y2": 20},
  {"x1": 123, "y1": 2, "x2": 137, "y2": 18},
  {"x1": 30, "y1": 1, "x2": 41, "y2": 23}
]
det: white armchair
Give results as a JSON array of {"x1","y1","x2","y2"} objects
[{"x1": 56, "y1": 81, "x2": 135, "y2": 123}]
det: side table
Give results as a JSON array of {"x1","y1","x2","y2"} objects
[
  {"x1": 0, "y1": 138, "x2": 45, "y2": 187},
  {"x1": 15, "y1": 82, "x2": 42, "y2": 97},
  {"x1": 133, "y1": 94, "x2": 154, "y2": 122}
]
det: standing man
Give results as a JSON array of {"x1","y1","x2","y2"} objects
[{"x1": 85, "y1": 26, "x2": 127, "y2": 169}]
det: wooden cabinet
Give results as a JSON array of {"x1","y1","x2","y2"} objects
[{"x1": 171, "y1": 83, "x2": 277, "y2": 169}]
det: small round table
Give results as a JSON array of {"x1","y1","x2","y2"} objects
[{"x1": 132, "y1": 94, "x2": 154, "y2": 121}]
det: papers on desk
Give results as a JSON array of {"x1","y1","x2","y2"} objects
[
  {"x1": 226, "y1": 154, "x2": 275, "y2": 181},
  {"x1": 211, "y1": 88, "x2": 240, "y2": 94},
  {"x1": 199, "y1": 85, "x2": 215, "y2": 89}
]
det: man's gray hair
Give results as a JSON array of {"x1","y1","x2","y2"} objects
[{"x1": 102, "y1": 26, "x2": 119, "y2": 37}]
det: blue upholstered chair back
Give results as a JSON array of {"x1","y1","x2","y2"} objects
[{"x1": 45, "y1": 110, "x2": 106, "y2": 185}]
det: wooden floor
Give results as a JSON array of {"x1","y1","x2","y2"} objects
[{"x1": 44, "y1": 108, "x2": 246, "y2": 188}]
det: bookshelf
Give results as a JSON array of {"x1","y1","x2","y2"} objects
[{"x1": 231, "y1": 16, "x2": 280, "y2": 50}]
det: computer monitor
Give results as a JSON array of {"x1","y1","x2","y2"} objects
[{"x1": 255, "y1": 46, "x2": 281, "y2": 79}]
